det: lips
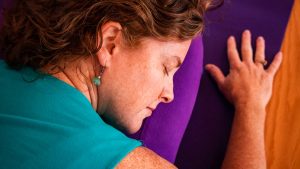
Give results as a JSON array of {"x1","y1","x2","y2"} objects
[
  {"x1": 145, "y1": 107, "x2": 155, "y2": 117},
  {"x1": 146, "y1": 101, "x2": 160, "y2": 115},
  {"x1": 146, "y1": 107, "x2": 155, "y2": 111}
]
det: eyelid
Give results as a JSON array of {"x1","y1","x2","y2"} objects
[
  {"x1": 163, "y1": 56, "x2": 181, "y2": 76},
  {"x1": 169, "y1": 56, "x2": 182, "y2": 69},
  {"x1": 173, "y1": 56, "x2": 182, "y2": 68}
]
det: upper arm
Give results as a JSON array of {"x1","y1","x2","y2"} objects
[{"x1": 115, "y1": 146, "x2": 177, "y2": 169}]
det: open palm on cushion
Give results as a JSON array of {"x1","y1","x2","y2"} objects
[{"x1": 206, "y1": 30, "x2": 283, "y2": 111}]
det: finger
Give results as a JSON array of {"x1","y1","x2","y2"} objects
[
  {"x1": 254, "y1": 36, "x2": 266, "y2": 67},
  {"x1": 205, "y1": 64, "x2": 225, "y2": 86},
  {"x1": 227, "y1": 36, "x2": 241, "y2": 68},
  {"x1": 241, "y1": 30, "x2": 253, "y2": 63},
  {"x1": 266, "y1": 52, "x2": 283, "y2": 75}
]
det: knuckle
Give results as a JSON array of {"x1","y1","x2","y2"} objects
[
  {"x1": 242, "y1": 47, "x2": 252, "y2": 53},
  {"x1": 265, "y1": 72, "x2": 274, "y2": 79},
  {"x1": 230, "y1": 63, "x2": 242, "y2": 71},
  {"x1": 244, "y1": 61, "x2": 253, "y2": 68},
  {"x1": 228, "y1": 48, "x2": 236, "y2": 55},
  {"x1": 255, "y1": 53, "x2": 264, "y2": 59}
]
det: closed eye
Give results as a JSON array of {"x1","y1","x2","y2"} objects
[{"x1": 164, "y1": 65, "x2": 169, "y2": 76}]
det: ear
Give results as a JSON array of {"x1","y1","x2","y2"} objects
[{"x1": 96, "y1": 21, "x2": 122, "y2": 67}]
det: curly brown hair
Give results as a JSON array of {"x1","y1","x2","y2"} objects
[{"x1": 0, "y1": 0, "x2": 212, "y2": 70}]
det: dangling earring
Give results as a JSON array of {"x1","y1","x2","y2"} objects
[
  {"x1": 93, "y1": 61, "x2": 106, "y2": 86},
  {"x1": 92, "y1": 75, "x2": 101, "y2": 86}
]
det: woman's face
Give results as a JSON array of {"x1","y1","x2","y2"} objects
[{"x1": 98, "y1": 37, "x2": 191, "y2": 134}]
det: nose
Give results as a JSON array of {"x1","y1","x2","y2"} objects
[{"x1": 159, "y1": 79, "x2": 174, "y2": 103}]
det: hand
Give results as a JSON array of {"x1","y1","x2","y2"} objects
[{"x1": 205, "y1": 30, "x2": 282, "y2": 110}]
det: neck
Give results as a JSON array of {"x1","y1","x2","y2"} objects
[{"x1": 47, "y1": 58, "x2": 99, "y2": 110}]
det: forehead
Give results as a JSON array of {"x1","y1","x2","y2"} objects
[
  {"x1": 139, "y1": 38, "x2": 192, "y2": 58},
  {"x1": 141, "y1": 37, "x2": 191, "y2": 48}
]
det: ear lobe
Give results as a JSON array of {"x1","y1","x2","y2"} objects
[{"x1": 96, "y1": 21, "x2": 122, "y2": 67}]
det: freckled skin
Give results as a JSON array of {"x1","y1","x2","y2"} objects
[{"x1": 98, "y1": 37, "x2": 191, "y2": 134}]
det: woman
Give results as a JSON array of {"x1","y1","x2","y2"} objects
[{"x1": 0, "y1": 0, "x2": 282, "y2": 168}]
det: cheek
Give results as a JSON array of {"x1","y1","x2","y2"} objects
[
  {"x1": 117, "y1": 63, "x2": 163, "y2": 101},
  {"x1": 133, "y1": 67, "x2": 164, "y2": 99},
  {"x1": 107, "y1": 68, "x2": 162, "y2": 115},
  {"x1": 102, "y1": 57, "x2": 165, "y2": 132}
]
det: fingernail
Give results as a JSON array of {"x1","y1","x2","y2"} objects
[
  {"x1": 244, "y1": 29, "x2": 250, "y2": 34},
  {"x1": 258, "y1": 36, "x2": 264, "y2": 41},
  {"x1": 205, "y1": 65, "x2": 212, "y2": 70}
]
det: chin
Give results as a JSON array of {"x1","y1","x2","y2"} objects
[
  {"x1": 101, "y1": 110, "x2": 147, "y2": 134},
  {"x1": 102, "y1": 116, "x2": 143, "y2": 134},
  {"x1": 123, "y1": 121, "x2": 143, "y2": 134}
]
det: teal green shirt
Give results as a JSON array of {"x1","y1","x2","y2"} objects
[{"x1": 0, "y1": 60, "x2": 142, "y2": 169}]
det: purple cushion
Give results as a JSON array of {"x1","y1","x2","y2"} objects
[{"x1": 175, "y1": 0, "x2": 294, "y2": 168}]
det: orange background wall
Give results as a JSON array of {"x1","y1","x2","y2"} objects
[{"x1": 265, "y1": 0, "x2": 300, "y2": 168}]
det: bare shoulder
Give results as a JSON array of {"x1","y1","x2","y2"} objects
[{"x1": 115, "y1": 146, "x2": 177, "y2": 169}]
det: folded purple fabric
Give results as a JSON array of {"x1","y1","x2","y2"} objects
[
  {"x1": 175, "y1": 0, "x2": 294, "y2": 168},
  {"x1": 131, "y1": 36, "x2": 204, "y2": 163}
]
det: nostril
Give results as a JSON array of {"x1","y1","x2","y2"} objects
[
  {"x1": 163, "y1": 97, "x2": 169, "y2": 103},
  {"x1": 159, "y1": 87, "x2": 174, "y2": 103},
  {"x1": 161, "y1": 96, "x2": 173, "y2": 103}
]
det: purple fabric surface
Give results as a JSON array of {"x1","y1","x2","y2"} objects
[
  {"x1": 130, "y1": 36, "x2": 204, "y2": 163},
  {"x1": 175, "y1": 0, "x2": 294, "y2": 169}
]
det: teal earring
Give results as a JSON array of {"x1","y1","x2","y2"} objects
[
  {"x1": 93, "y1": 62, "x2": 106, "y2": 86},
  {"x1": 92, "y1": 76, "x2": 101, "y2": 86}
]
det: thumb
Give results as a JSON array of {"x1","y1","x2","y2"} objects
[{"x1": 205, "y1": 64, "x2": 225, "y2": 87}]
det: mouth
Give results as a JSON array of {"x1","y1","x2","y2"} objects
[
  {"x1": 144, "y1": 101, "x2": 160, "y2": 117},
  {"x1": 146, "y1": 107, "x2": 155, "y2": 112},
  {"x1": 145, "y1": 107, "x2": 156, "y2": 117}
]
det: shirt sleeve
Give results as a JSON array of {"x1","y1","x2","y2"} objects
[{"x1": 22, "y1": 122, "x2": 142, "y2": 169}]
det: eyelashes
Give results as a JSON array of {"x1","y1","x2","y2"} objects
[{"x1": 164, "y1": 65, "x2": 169, "y2": 76}]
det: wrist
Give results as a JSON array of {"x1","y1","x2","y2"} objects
[
  {"x1": 234, "y1": 101, "x2": 267, "y2": 125},
  {"x1": 234, "y1": 99, "x2": 266, "y2": 112}
]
